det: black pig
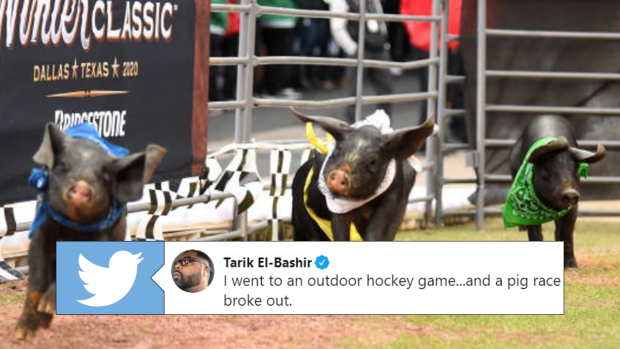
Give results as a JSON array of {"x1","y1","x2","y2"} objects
[
  {"x1": 291, "y1": 108, "x2": 434, "y2": 241},
  {"x1": 508, "y1": 115, "x2": 606, "y2": 268},
  {"x1": 16, "y1": 123, "x2": 166, "y2": 339}
]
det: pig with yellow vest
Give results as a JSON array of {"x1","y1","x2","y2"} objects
[{"x1": 291, "y1": 108, "x2": 434, "y2": 241}]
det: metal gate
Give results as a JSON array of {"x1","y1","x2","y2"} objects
[
  {"x1": 209, "y1": 0, "x2": 446, "y2": 234},
  {"x1": 466, "y1": 0, "x2": 620, "y2": 229}
]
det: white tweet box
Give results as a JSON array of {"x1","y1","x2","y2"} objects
[{"x1": 152, "y1": 242, "x2": 564, "y2": 315}]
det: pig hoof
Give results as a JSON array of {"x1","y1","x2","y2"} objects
[
  {"x1": 15, "y1": 324, "x2": 37, "y2": 340},
  {"x1": 37, "y1": 298, "x2": 56, "y2": 315},
  {"x1": 39, "y1": 314, "x2": 53, "y2": 329},
  {"x1": 565, "y1": 259, "x2": 578, "y2": 268}
]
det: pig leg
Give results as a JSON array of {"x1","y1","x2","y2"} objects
[
  {"x1": 555, "y1": 205, "x2": 578, "y2": 268},
  {"x1": 366, "y1": 188, "x2": 407, "y2": 241},
  {"x1": 376, "y1": 166, "x2": 416, "y2": 241},
  {"x1": 16, "y1": 278, "x2": 54, "y2": 339},
  {"x1": 38, "y1": 282, "x2": 57, "y2": 315},
  {"x1": 15, "y1": 289, "x2": 53, "y2": 340},
  {"x1": 332, "y1": 213, "x2": 352, "y2": 241},
  {"x1": 527, "y1": 225, "x2": 543, "y2": 241},
  {"x1": 16, "y1": 233, "x2": 54, "y2": 339}
]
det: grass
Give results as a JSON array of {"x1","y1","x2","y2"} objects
[
  {"x1": 350, "y1": 218, "x2": 620, "y2": 348},
  {"x1": 0, "y1": 282, "x2": 24, "y2": 312}
]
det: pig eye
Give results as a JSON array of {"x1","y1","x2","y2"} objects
[
  {"x1": 102, "y1": 169, "x2": 112, "y2": 183},
  {"x1": 54, "y1": 161, "x2": 69, "y2": 174}
]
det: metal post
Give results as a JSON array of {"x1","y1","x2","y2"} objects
[
  {"x1": 475, "y1": 0, "x2": 487, "y2": 230},
  {"x1": 235, "y1": 0, "x2": 256, "y2": 143},
  {"x1": 232, "y1": 0, "x2": 258, "y2": 240},
  {"x1": 434, "y1": 0, "x2": 450, "y2": 228},
  {"x1": 231, "y1": 197, "x2": 248, "y2": 241},
  {"x1": 355, "y1": 0, "x2": 367, "y2": 121},
  {"x1": 424, "y1": 0, "x2": 440, "y2": 225}
]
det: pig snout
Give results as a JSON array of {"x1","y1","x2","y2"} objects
[
  {"x1": 66, "y1": 181, "x2": 93, "y2": 206},
  {"x1": 327, "y1": 170, "x2": 350, "y2": 195},
  {"x1": 562, "y1": 189, "x2": 580, "y2": 206}
]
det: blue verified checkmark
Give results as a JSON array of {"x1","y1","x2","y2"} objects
[{"x1": 315, "y1": 255, "x2": 330, "y2": 270}]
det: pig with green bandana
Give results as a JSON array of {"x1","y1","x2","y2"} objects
[{"x1": 504, "y1": 115, "x2": 606, "y2": 268}]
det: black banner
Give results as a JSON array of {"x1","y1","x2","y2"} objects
[{"x1": 0, "y1": 0, "x2": 209, "y2": 205}]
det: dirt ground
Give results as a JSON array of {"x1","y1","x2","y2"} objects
[
  {"x1": 2, "y1": 228, "x2": 619, "y2": 348},
  {"x1": 1, "y1": 262, "x2": 614, "y2": 348},
  {"x1": 0, "y1": 281, "x2": 432, "y2": 349}
]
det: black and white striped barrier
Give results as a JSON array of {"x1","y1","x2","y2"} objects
[
  {"x1": 267, "y1": 147, "x2": 292, "y2": 241},
  {"x1": 0, "y1": 206, "x2": 25, "y2": 282},
  {"x1": 211, "y1": 149, "x2": 263, "y2": 215}
]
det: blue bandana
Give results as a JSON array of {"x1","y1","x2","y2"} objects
[
  {"x1": 65, "y1": 123, "x2": 129, "y2": 157},
  {"x1": 29, "y1": 123, "x2": 129, "y2": 238}
]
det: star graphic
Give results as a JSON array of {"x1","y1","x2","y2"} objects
[
  {"x1": 72, "y1": 59, "x2": 79, "y2": 79},
  {"x1": 112, "y1": 57, "x2": 120, "y2": 78}
]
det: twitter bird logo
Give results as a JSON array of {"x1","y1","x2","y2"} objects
[{"x1": 77, "y1": 251, "x2": 143, "y2": 307}]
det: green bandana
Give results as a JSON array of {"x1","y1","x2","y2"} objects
[{"x1": 502, "y1": 137, "x2": 588, "y2": 228}]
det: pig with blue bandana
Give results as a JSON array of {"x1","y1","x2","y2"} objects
[{"x1": 16, "y1": 123, "x2": 165, "y2": 339}]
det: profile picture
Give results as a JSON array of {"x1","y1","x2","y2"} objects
[{"x1": 171, "y1": 250, "x2": 214, "y2": 293}]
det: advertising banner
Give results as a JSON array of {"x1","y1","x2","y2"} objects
[{"x1": 0, "y1": 0, "x2": 209, "y2": 205}]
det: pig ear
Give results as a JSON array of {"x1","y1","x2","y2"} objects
[
  {"x1": 290, "y1": 107, "x2": 352, "y2": 141},
  {"x1": 382, "y1": 115, "x2": 435, "y2": 160},
  {"x1": 570, "y1": 144, "x2": 606, "y2": 164},
  {"x1": 113, "y1": 153, "x2": 147, "y2": 203},
  {"x1": 33, "y1": 123, "x2": 71, "y2": 168},
  {"x1": 112, "y1": 145, "x2": 166, "y2": 203},
  {"x1": 528, "y1": 136, "x2": 569, "y2": 164},
  {"x1": 142, "y1": 144, "x2": 167, "y2": 183}
]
